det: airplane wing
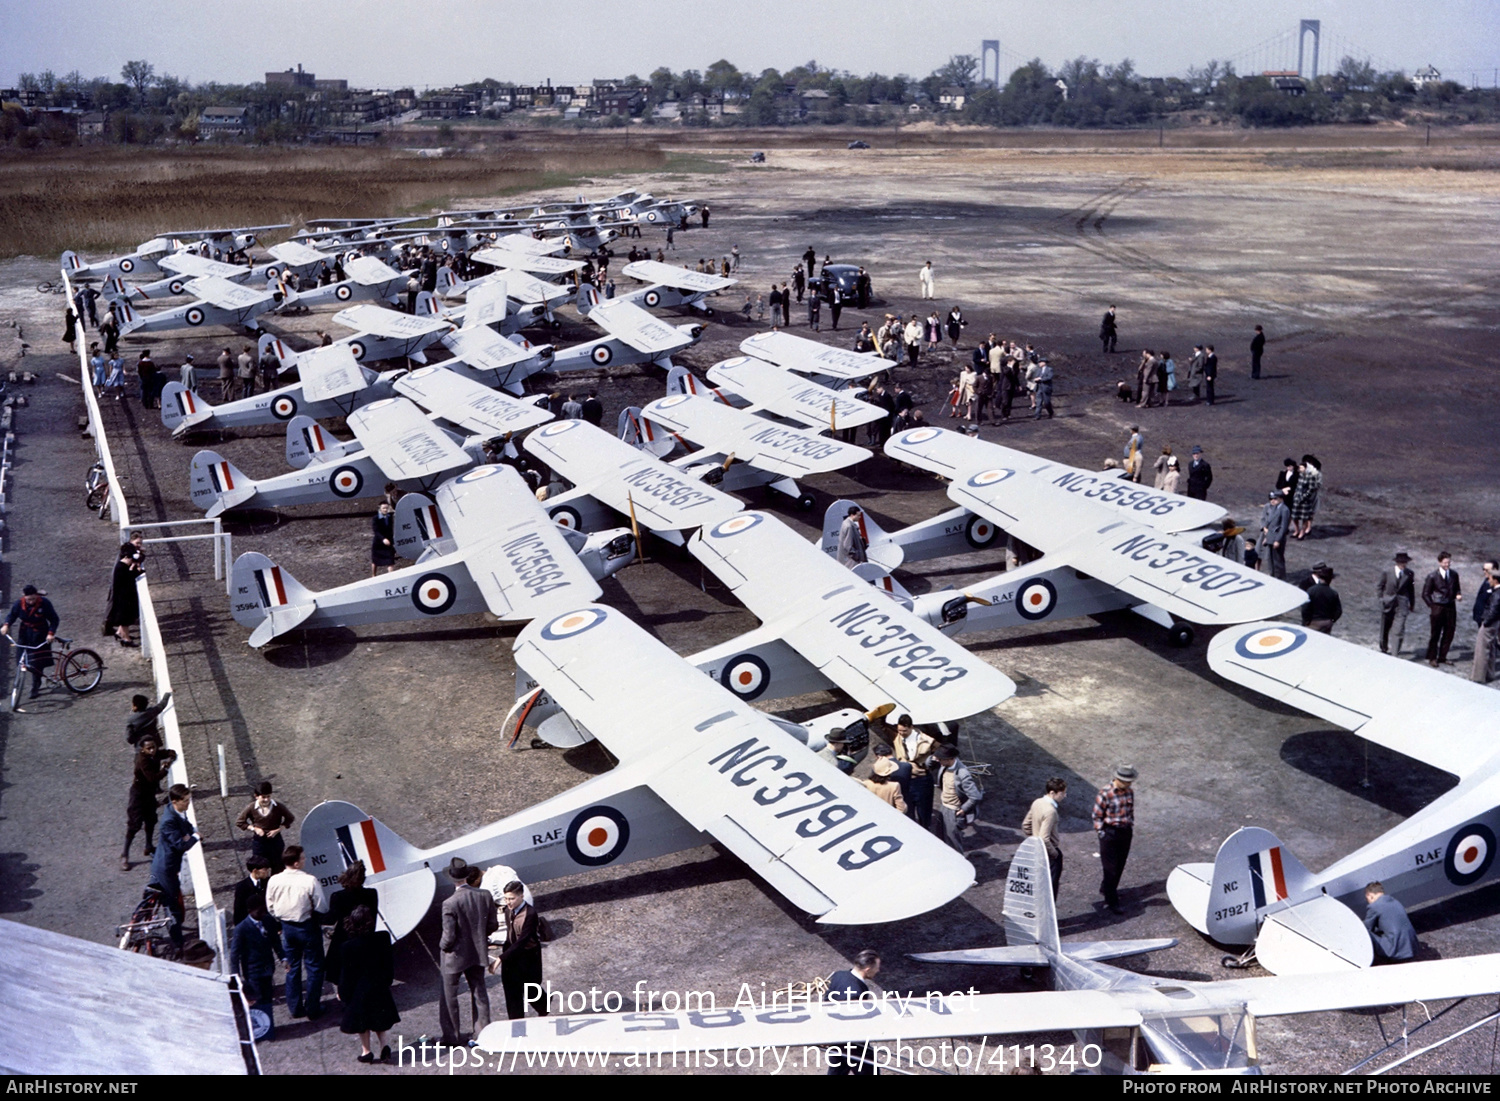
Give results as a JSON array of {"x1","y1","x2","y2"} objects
[
  {"x1": 586, "y1": 299, "x2": 692, "y2": 355},
  {"x1": 344, "y1": 398, "x2": 471, "y2": 482},
  {"x1": 344, "y1": 255, "x2": 404, "y2": 286},
  {"x1": 440, "y1": 326, "x2": 535, "y2": 373},
  {"x1": 642, "y1": 395, "x2": 870, "y2": 477},
  {"x1": 471, "y1": 247, "x2": 584, "y2": 276},
  {"x1": 511, "y1": 603, "x2": 976, "y2": 924},
  {"x1": 1208, "y1": 622, "x2": 1500, "y2": 780},
  {"x1": 475, "y1": 269, "x2": 571, "y2": 306},
  {"x1": 491, "y1": 233, "x2": 565, "y2": 256},
  {"x1": 267, "y1": 241, "x2": 330, "y2": 267},
  {"x1": 523, "y1": 421, "x2": 743, "y2": 533},
  {"x1": 622, "y1": 259, "x2": 736, "y2": 292},
  {"x1": 740, "y1": 331, "x2": 887, "y2": 381},
  {"x1": 690, "y1": 513, "x2": 1016, "y2": 723},
  {"x1": 395, "y1": 365, "x2": 552, "y2": 435},
  {"x1": 1205, "y1": 952, "x2": 1500, "y2": 1018},
  {"x1": 184, "y1": 276, "x2": 274, "y2": 311},
  {"x1": 460, "y1": 280, "x2": 512, "y2": 329},
  {"x1": 294, "y1": 344, "x2": 369, "y2": 403},
  {"x1": 432, "y1": 466, "x2": 600, "y2": 618},
  {"x1": 884, "y1": 425, "x2": 1226, "y2": 534},
  {"x1": 333, "y1": 304, "x2": 453, "y2": 339},
  {"x1": 156, "y1": 253, "x2": 248, "y2": 280},
  {"x1": 708, "y1": 355, "x2": 885, "y2": 430}
]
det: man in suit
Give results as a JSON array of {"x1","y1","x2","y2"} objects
[
  {"x1": 1186, "y1": 445, "x2": 1213, "y2": 501},
  {"x1": 1377, "y1": 551, "x2": 1416, "y2": 655},
  {"x1": 1022, "y1": 778, "x2": 1067, "y2": 895},
  {"x1": 1202, "y1": 345, "x2": 1219, "y2": 405},
  {"x1": 1473, "y1": 561, "x2": 1500, "y2": 684},
  {"x1": 1363, "y1": 882, "x2": 1416, "y2": 963},
  {"x1": 1258, "y1": 491, "x2": 1291, "y2": 580},
  {"x1": 1250, "y1": 325, "x2": 1266, "y2": 379},
  {"x1": 148, "y1": 784, "x2": 199, "y2": 949},
  {"x1": 231, "y1": 901, "x2": 282, "y2": 1038},
  {"x1": 1422, "y1": 552, "x2": 1462, "y2": 666},
  {"x1": 1099, "y1": 305, "x2": 1118, "y2": 353},
  {"x1": 232, "y1": 856, "x2": 276, "y2": 928},
  {"x1": 439, "y1": 859, "x2": 499, "y2": 1044},
  {"x1": 498, "y1": 880, "x2": 546, "y2": 1021},
  {"x1": 825, "y1": 950, "x2": 881, "y2": 1075}
]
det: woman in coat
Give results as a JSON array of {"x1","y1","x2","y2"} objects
[
  {"x1": 945, "y1": 306, "x2": 966, "y2": 348},
  {"x1": 1290, "y1": 454, "x2": 1322, "y2": 539},
  {"x1": 105, "y1": 546, "x2": 143, "y2": 646},
  {"x1": 924, "y1": 311, "x2": 943, "y2": 353},
  {"x1": 324, "y1": 861, "x2": 381, "y2": 985},
  {"x1": 370, "y1": 502, "x2": 397, "y2": 577},
  {"x1": 329, "y1": 905, "x2": 399, "y2": 1063},
  {"x1": 1161, "y1": 456, "x2": 1182, "y2": 495}
]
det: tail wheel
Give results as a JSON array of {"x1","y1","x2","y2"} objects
[
  {"x1": 1167, "y1": 624, "x2": 1195, "y2": 648},
  {"x1": 796, "y1": 493, "x2": 817, "y2": 511},
  {"x1": 61, "y1": 649, "x2": 105, "y2": 693}
]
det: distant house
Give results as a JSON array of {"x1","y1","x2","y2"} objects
[
  {"x1": 200, "y1": 106, "x2": 249, "y2": 137},
  {"x1": 1270, "y1": 76, "x2": 1307, "y2": 96},
  {"x1": 938, "y1": 85, "x2": 967, "y2": 111},
  {"x1": 1413, "y1": 65, "x2": 1443, "y2": 88},
  {"x1": 597, "y1": 89, "x2": 643, "y2": 116},
  {"x1": 79, "y1": 111, "x2": 107, "y2": 140}
]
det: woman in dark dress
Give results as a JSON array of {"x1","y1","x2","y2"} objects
[
  {"x1": 370, "y1": 502, "x2": 396, "y2": 577},
  {"x1": 104, "y1": 546, "x2": 143, "y2": 647},
  {"x1": 329, "y1": 905, "x2": 399, "y2": 1063},
  {"x1": 324, "y1": 861, "x2": 380, "y2": 985}
]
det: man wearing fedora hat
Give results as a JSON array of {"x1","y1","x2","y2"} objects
[
  {"x1": 1092, "y1": 766, "x2": 1137, "y2": 915},
  {"x1": 1301, "y1": 566, "x2": 1343, "y2": 634},
  {"x1": 1258, "y1": 491, "x2": 1291, "y2": 581},
  {"x1": 1377, "y1": 552, "x2": 1416, "y2": 655},
  {"x1": 439, "y1": 858, "x2": 498, "y2": 1046}
]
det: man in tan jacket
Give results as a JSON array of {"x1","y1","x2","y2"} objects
[
  {"x1": 1022, "y1": 778, "x2": 1067, "y2": 896},
  {"x1": 859, "y1": 746, "x2": 907, "y2": 813},
  {"x1": 888, "y1": 714, "x2": 938, "y2": 828}
]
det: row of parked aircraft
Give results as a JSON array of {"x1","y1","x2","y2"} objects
[{"x1": 70, "y1": 211, "x2": 1500, "y2": 1072}]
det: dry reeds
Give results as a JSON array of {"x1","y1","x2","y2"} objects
[{"x1": 0, "y1": 139, "x2": 667, "y2": 260}]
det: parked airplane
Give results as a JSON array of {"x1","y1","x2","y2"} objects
[
  {"x1": 691, "y1": 358, "x2": 887, "y2": 433},
  {"x1": 739, "y1": 330, "x2": 889, "y2": 385},
  {"x1": 117, "y1": 275, "x2": 287, "y2": 336},
  {"x1": 550, "y1": 297, "x2": 704, "y2": 377},
  {"x1": 470, "y1": 834, "x2": 1500, "y2": 1075},
  {"x1": 156, "y1": 223, "x2": 289, "y2": 255},
  {"x1": 189, "y1": 369, "x2": 555, "y2": 516},
  {"x1": 881, "y1": 427, "x2": 1306, "y2": 644},
  {"x1": 102, "y1": 252, "x2": 275, "y2": 302},
  {"x1": 1168, "y1": 622, "x2": 1500, "y2": 974},
  {"x1": 61, "y1": 239, "x2": 173, "y2": 281},
  {"x1": 230, "y1": 465, "x2": 631, "y2": 648},
  {"x1": 615, "y1": 259, "x2": 737, "y2": 315},
  {"x1": 300, "y1": 603, "x2": 975, "y2": 938},
  {"x1": 291, "y1": 255, "x2": 409, "y2": 309}
]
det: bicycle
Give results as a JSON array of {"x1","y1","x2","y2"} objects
[
  {"x1": 85, "y1": 461, "x2": 111, "y2": 518},
  {"x1": 9, "y1": 637, "x2": 105, "y2": 710},
  {"x1": 36, "y1": 279, "x2": 67, "y2": 295},
  {"x1": 117, "y1": 885, "x2": 179, "y2": 958}
]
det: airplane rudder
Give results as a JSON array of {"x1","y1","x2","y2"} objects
[
  {"x1": 1208, "y1": 827, "x2": 1312, "y2": 941},
  {"x1": 1002, "y1": 836, "x2": 1060, "y2": 952}
]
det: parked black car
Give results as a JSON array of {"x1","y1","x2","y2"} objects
[{"x1": 809, "y1": 264, "x2": 872, "y2": 306}]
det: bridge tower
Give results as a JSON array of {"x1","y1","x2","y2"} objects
[{"x1": 1298, "y1": 20, "x2": 1321, "y2": 80}]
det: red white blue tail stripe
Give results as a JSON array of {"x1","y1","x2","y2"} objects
[{"x1": 1248, "y1": 846, "x2": 1288, "y2": 907}]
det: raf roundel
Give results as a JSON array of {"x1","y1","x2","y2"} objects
[
  {"x1": 335, "y1": 284, "x2": 353, "y2": 301},
  {"x1": 410, "y1": 572, "x2": 458, "y2": 615},
  {"x1": 899, "y1": 427, "x2": 940, "y2": 446},
  {"x1": 185, "y1": 307, "x2": 206, "y2": 327},
  {"x1": 539, "y1": 421, "x2": 579, "y2": 438},
  {"x1": 710, "y1": 514, "x2": 764, "y2": 539},
  {"x1": 540, "y1": 607, "x2": 608, "y2": 641},
  {"x1": 1445, "y1": 823, "x2": 1496, "y2": 887},
  {"x1": 965, "y1": 514, "x2": 997, "y2": 549},
  {"x1": 1234, "y1": 626, "x2": 1308, "y2": 660},
  {"x1": 271, "y1": 395, "x2": 299, "y2": 421},
  {"x1": 720, "y1": 655, "x2": 771, "y2": 701},
  {"x1": 1015, "y1": 578, "x2": 1058, "y2": 620},
  {"x1": 566, "y1": 806, "x2": 630, "y2": 867},
  {"x1": 656, "y1": 395, "x2": 690, "y2": 409},
  {"x1": 456, "y1": 466, "x2": 501, "y2": 483},
  {"x1": 328, "y1": 465, "x2": 364, "y2": 498},
  {"x1": 591, "y1": 344, "x2": 613, "y2": 366},
  {"x1": 643, "y1": 290, "x2": 662, "y2": 308},
  {"x1": 348, "y1": 341, "x2": 367, "y2": 361},
  {"x1": 169, "y1": 279, "x2": 188, "y2": 296},
  {"x1": 119, "y1": 258, "x2": 135, "y2": 273},
  {"x1": 549, "y1": 505, "x2": 582, "y2": 530},
  {"x1": 967, "y1": 468, "x2": 1014, "y2": 488}
]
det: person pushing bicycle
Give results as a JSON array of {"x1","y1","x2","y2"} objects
[{"x1": 3, "y1": 585, "x2": 59, "y2": 707}]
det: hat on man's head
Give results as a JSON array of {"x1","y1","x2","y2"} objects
[
  {"x1": 446, "y1": 856, "x2": 475, "y2": 881},
  {"x1": 1114, "y1": 764, "x2": 1139, "y2": 783},
  {"x1": 1394, "y1": 551, "x2": 1412, "y2": 563},
  {"x1": 872, "y1": 756, "x2": 901, "y2": 779},
  {"x1": 21, "y1": 585, "x2": 37, "y2": 596},
  {"x1": 1190, "y1": 445, "x2": 1203, "y2": 454},
  {"x1": 1268, "y1": 490, "x2": 1281, "y2": 500}
]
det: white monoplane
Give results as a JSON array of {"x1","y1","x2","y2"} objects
[{"x1": 615, "y1": 259, "x2": 736, "y2": 315}]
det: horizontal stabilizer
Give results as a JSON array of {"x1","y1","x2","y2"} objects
[
  {"x1": 1255, "y1": 896, "x2": 1372, "y2": 974},
  {"x1": 909, "y1": 945, "x2": 1048, "y2": 967},
  {"x1": 1064, "y1": 938, "x2": 1179, "y2": 963},
  {"x1": 248, "y1": 603, "x2": 317, "y2": 649}
]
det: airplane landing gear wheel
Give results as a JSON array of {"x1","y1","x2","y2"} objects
[
  {"x1": 796, "y1": 493, "x2": 817, "y2": 511},
  {"x1": 549, "y1": 319, "x2": 562, "y2": 331},
  {"x1": 1168, "y1": 623, "x2": 1195, "y2": 648}
]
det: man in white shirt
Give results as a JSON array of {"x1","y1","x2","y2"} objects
[
  {"x1": 266, "y1": 844, "x2": 329, "y2": 1018},
  {"x1": 918, "y1": 261, "x2": 935, "y2": 300},
  {"x1": 1022, "y1": 778, "x2": 1067, "y2": 895}
]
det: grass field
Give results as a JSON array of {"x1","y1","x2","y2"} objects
[{"x1": 0, "y1": 139, "x2": 670, "y2": 259}]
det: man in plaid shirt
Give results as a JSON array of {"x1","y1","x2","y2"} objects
[{"x1": 1092, "y1": 765, "x2": 1138, "y2": 915}]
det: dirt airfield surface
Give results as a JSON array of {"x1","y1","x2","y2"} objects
[{"x1": 1, "y1": 129, "x2": 1498, "y2": 1075}]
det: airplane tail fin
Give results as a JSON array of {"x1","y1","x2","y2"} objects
[
  {"x1": 414, "y1": 290, "x2": 441, "y2": 318},
  {"x1": 1206, "y1": 827, "x2": 1372, "y2": 973},
  {"x1": 98, "y1": 275, "x2": 129, "y2": 301},
  {"x1": 575, "y1": 282, "x2": 600, "y2": 316},
  {"x1": 160, "y1": 382, "x2": 214, "y2": 433},
  {"x1": 189, "y1": 451, "x2": 257, "y2": 517},
  {"x1": 258, "y1": 333, "x2": 296, "y2": 374},
  {"x1": 298, "y1": 799, "x2": 436, "y2": 940},
  {"x1": 1205, "y1": 826, "x2": 1317, "y2": 945},
  {"x1": 617, "y1": 406, "x2": 675, "y2": 458},
  {"x1": 285, "y1": 415, "x2": 330, "y2": 468},
  {"x1": 1003, "y1": 836, "x2": 1061, "y2": 954},
  {"x1": 434, "y1": 266, "x2": 463, "y2": 297},
  {"x1": 60, "y1": 250, "x2": 84, "y2": 275},
  {"x1": 114, "y1": 299, "x2": 141, "y2": 335},
  {"x1": 820, "y1": 499, "x2": 890, "y2": 559},
  {"x1": 230, "y1": 551, "x2": 317, "y2": 648},
  {"x1": 393, "y1": 492, "x2": 452, "y2": 559}
]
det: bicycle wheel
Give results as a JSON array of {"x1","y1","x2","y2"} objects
[
  {"x1": 85, "y1": 485, "x2": 107, "y2": 510},
  {"x1": 37, "y1": 281, "x2": 56, "y2": 295},
  {"x1": 61, "y1": 649, "x2": 104, "y2": 693},
  {"x1": 10, "y1": 661, "x2": 24, "y2": 710}
]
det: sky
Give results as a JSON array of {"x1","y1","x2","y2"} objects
[{"x1": 3, "y1": 0, "x2": 1497, "y2": 89}]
